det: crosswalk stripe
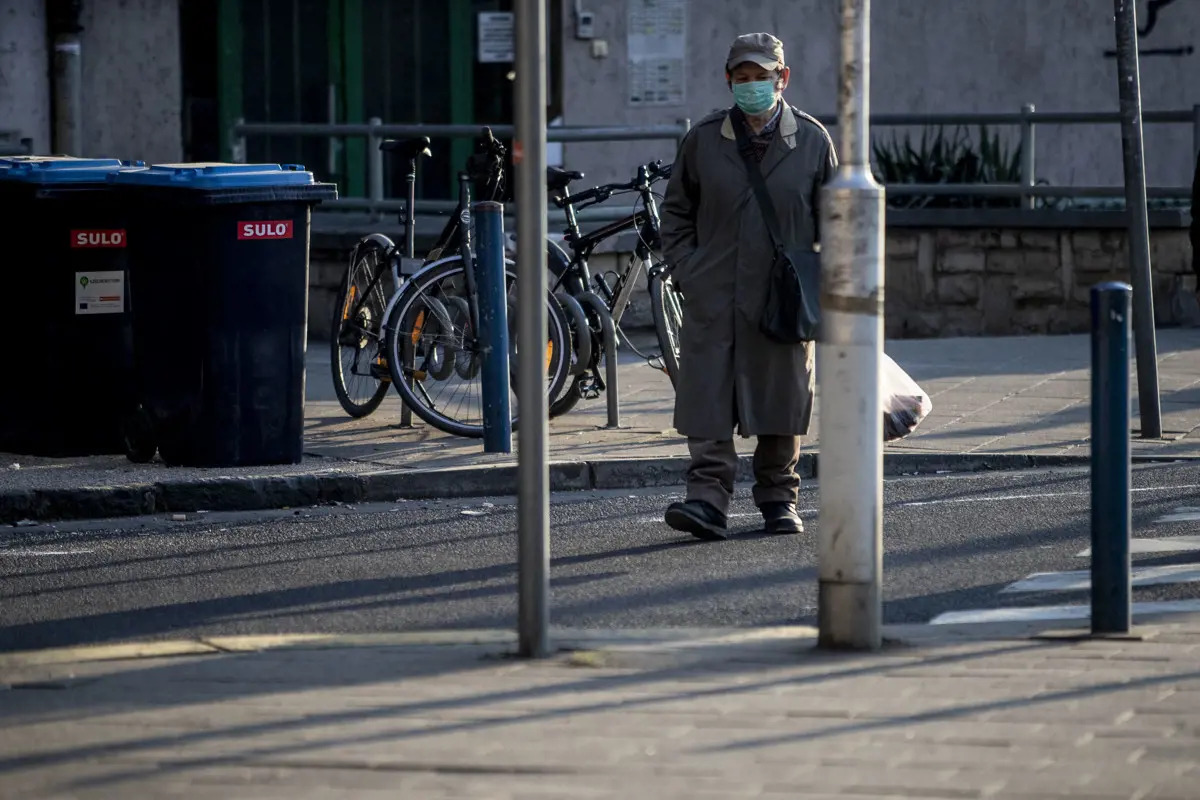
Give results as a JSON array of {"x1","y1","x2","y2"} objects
[
  {"x1": 1076, "y1": 536, "x2": 1200, "y2": 557},
  {"x1": 930, "y1": 599, "x2": 1200, "y2": 625},
  {"x1": 1001, "y1": 563, "x2": 1200, "y2": 594}
]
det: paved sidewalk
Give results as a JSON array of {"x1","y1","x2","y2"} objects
[
  {"x1": 4, "y1": 330, "x2": 1200, "y2": 521},
  {"x1": 3, "y1": 619, "x2": 1200, "y2": 799}
]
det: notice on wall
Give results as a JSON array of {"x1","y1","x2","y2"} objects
[
  {"x1": 478, "y1": 11, "x2": 514, "y2": 63},
  {"x1": 75, "y1": 271, "x2": 125, "y2": 315},
  {"x1": 627, "y1": 0, "x2": 687, "y2": 107}
]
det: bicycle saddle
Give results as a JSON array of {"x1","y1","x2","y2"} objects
[
  {"x1": 380, "y1": 137, "x2": 432, "y2": 159},
  {"x1": 546, "y1": 166, "x2": 584, "y2": 192}
]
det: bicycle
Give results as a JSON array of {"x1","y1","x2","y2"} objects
[
  {"x1": 544, "y1": 159, "x2": 685, "y2": 417},
  {"x1": 329, "y1": 129, "x2": 572, "y2": 436}
]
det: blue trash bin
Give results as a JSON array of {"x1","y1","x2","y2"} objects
[
  {"x1": 108, "y1": 163, "x2": 337, "y2": 467},
  {"x1": 0, "y1": 156, "x2": 145, "y2": 456}
]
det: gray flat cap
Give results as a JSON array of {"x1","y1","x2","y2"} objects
[{"x1": 726, "y1": 32, "x2": 785, "y2": 72}]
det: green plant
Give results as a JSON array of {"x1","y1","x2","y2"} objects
[{"x1": 872, "y1": 125, "x2": 1022, "y2": 209}]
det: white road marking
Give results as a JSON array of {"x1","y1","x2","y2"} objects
[
  {"x1": 930, "y1": 599, "x2": 1200, "y2": 625},
  {"x1": 899, "y1": 484, "x2": 1200, "y2": 509},
  {"x1": 1077, "y1": 536, "x2": 1200, "y2": 557},
  {"x1": 0, "y1": 550, "x2": 94, "y2": 557},
  {"x1": 1001, "y1": 563, "x2": 1200, "y2": 594},
  {"x1": 1154, "y1": 511, "x2": 1200, "y2": 524}
]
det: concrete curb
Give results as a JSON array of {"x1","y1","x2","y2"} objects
[
  {"x1": 2, "y1": 452, "x2": 1195, "y2": 525},
  {"x1": 8, "y1": 619, "x2": 1199, "y2": 670}
]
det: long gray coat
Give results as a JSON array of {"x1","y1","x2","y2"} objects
[{"x1": 661, "y1": 105, "x2": 837, "y2": 441}]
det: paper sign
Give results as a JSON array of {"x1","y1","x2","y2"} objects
[
  {"x1": 478, "y1": 12, "x2": 514, "y2": 63},
  {"x1": 627, "y1": 0, "x2": 687, "y2": 107},
  {"x1": 75, "y1": 271, "x2": 125, "y2": 315}
]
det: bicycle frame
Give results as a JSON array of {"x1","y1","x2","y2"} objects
[{"x1": 555, "y1": 181, "x2": 664, "y2": 327}]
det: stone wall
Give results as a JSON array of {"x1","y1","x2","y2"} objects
[
  {"x1": 884, "y1": 227, "x2": 1196, "y2": 339},
  {"x1": 308, "y1": 218, "x2": 1196, "y2": 342}
]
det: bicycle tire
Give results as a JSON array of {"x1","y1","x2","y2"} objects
[
  {"x1": 650, "y1": 270, "x2": 683, "y2": 389},
  {"x1": 383, "y1": 258, "x2": 572, "y2": 438},
  {"x1": 330, "y1": 240, "x2": 394, "y2": 418}
]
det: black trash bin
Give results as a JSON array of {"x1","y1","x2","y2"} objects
[
  {"x1": 0, "y1": 156, "x2": 145, "y2": 456},
  {"x1": 109, "y1": 163, "x2": 336, "y2": 467}
]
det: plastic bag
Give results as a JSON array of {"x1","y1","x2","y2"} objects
[{"x1": 881, "y1": 354, "x2": 933, "y2": 442}]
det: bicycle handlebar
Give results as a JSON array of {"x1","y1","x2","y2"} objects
[{"x1": 554, "y1": 159, "x2": 673, "y2": 209}]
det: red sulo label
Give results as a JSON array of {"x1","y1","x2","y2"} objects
[
  {"x1": 71, "y1": 229, "x2": 126, "y2": 248},
  {"x1": 238, "y1": 220, "x2": 294, "y2": 240}
]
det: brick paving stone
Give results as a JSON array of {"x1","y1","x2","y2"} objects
[{"x1": 6, "y1": 622, "x2": 1200, "y2": 798}]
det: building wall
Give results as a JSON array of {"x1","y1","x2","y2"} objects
[
  {"x1": 80, "y1": 0, "x2": 182, "y2": 163},
  {"x1": 558, "y1": 0, "x2": 1200, "y2": 190},
  {"x1": 0, "y1": 0, "x2": 182, "y2": 162},
  {"x1": 0, "y1": 0, "x2": 50, "y2": 152}
]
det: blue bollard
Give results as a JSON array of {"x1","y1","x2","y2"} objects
[
  {"x1": 474, "y1": 201, "x2": 512, "y2": 453},
  {"x1": 1090, "y1": 281, "x2": 1133, "y2": 634}
]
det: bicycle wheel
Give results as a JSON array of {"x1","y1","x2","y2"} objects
[
  {"x1": 330, "y1": 240, "x2": 395, "y2": 417},
  {"x1": 650, "y1": 270, "x2": 683, "y2": 389},
  {"x1": 383, "y1": 257, "x2": 572, "y2": 438}
]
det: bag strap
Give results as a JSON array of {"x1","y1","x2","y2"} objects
[{"x1": 730, "y1": 109, "x2": 787, "y2": 254}]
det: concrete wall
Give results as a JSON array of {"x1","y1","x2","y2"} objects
[
  {"x1": 884, "y1": 226, "x2": 1196, "y2": 338},
  {"x1": 0, "y1": 0, "x2": 50, "y2": 152},
  {"x1": 0, "y1": 0, "x2": 181, "y2": 162},
  {"x1": 309, "y1": 217, "x2": 1197, "y2": 341},
  {"x1": 558, "y1": 0, "x2": 1200, "y2": 190}
]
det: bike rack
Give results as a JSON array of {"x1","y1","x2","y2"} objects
[{"x1": 577, "y1": 292, "x2": 620, "y2": 429}]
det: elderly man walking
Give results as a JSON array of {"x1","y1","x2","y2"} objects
[{"x1": 659, "y1": 32, "x2": 837, "y2": 540}]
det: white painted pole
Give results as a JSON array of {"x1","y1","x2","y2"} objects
[
  {"x1": 817, "y1": 0, "x2": 885, "y2": 651},
  {"x1": 514, "y1": 0, "x2": 551, "y2": 659}
]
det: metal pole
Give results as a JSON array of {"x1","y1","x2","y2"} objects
[
  {"x1": 817, "y1": 0, "x2": 885, "y2": 651},
  {"x1": 1020, "y1": 103, "x2": 1036, "y2": 210},
  {"x1": 52, "y1": 34, "x2": 82, "y2": 155},
  {"x1": 475, "y1": 201, "x2": 513, "y2": 454},
  {"x1": 514, "y1": 0, "x2": 551, "y2": 659},
  {"x1": 1191, "y1": 104, "x2": 1200, "y2": 170},
  {"x1": 1113, "y1": 0, "x2": 1162, "y2": 439},
  {"x1": 1090, "y1": 282, "x2": 1133, "y2": 635},
  {"x1": 367, "y1": 117, "x2": 384, "y2": 222}
]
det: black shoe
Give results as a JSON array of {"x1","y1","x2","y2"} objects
[
  {"x1": 664, "y1": 500, "x2": 728, "y2": 541},
  {"x1": 760, "y1": 502, "x2": 804, "y2": 535}
]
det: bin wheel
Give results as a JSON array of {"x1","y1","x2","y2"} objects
[{"x1": 122, "y1": 408, "x2": 157, "y2": 464}]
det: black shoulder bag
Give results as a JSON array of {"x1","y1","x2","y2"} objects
[{"x1": 731, "y1": 115, "x2": 821, "y2": 344}]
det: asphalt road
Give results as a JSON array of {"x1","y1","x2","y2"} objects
[{"x1": 4, "y1": 463, "x2": 1200, "y2": 652}]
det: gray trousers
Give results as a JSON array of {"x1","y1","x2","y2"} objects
[{"x1": 685, "y1": 436, "x2": 801, "y2": 514}]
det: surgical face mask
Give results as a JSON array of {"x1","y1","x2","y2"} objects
[{"x1": 731, "y1": 80, "x2": 778, "y2": 116}]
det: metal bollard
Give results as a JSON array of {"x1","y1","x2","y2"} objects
[
  {"x1": 1090, "y1": 281, "x2": 1133, "y2": 635},
  {"x1": 1019, "y1": 103, "x2": 1036, "y2": 210},
  {"x1": 474, "y1": 201, "x2": 512, "y2": 454}
]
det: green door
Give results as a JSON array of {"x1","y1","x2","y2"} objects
[{"x1": 218, "y1": 0, "x2": 521, "y2": 201}]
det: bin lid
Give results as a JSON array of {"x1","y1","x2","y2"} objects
[
  {"x1": 109, "y1": 162, "x2": 321, "y2": 189},
  {"x1": 0, "y1": 157, "x2": 145, "y2": 184}
]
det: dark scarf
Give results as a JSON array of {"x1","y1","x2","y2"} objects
[{"x1": 731, "y1": 104, "x2": 782, "y2": 163}]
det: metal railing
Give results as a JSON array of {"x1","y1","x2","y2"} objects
[
  {"x1": 231, "y1": 119, "x2": 691, "y2": 223},
  {"x1": 230, "y1": 104, "x2": 1200, "y2": 220}
]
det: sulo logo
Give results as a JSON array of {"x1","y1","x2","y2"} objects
[
  {"x1": 238, "y1": 220, "x2": 294, "y2": 240},
  {"x1": 71, "y1": 230, "x2": 126, "y2": 248}
]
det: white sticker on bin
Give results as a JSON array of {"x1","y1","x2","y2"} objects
[{"x1": 75, "y1": 271, "x2": 125, "y2": 315}]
